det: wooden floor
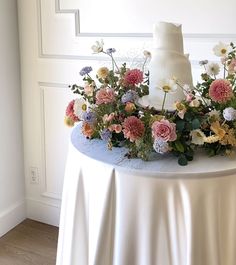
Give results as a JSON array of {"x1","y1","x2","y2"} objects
[{"x1": 0, "y1": 219, "x2": 58, "y2": 265}]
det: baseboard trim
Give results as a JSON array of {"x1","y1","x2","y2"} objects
[
  {"x1": 0, "y1": 200, "x2": 26, "y2": 237},
  {"x1": 26, "y1": 198, "x2": 61, "y2": 227}
]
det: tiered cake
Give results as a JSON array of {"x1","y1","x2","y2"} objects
[{"x1": 143, "y1": 22, "x2": 193, "y2": 110}]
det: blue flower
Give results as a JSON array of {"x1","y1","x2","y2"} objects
[
  {"x1": 79, "y1": 66, "x2": 92, "y2": 76},
  {"x1": 121, "y1": 90, "x2": 139, "y2": 104},
  {"x1": 100, "y1": 129, "x2": 112, "y2": 141},
  {"x1": 153, "y1": 139, "x2": 169, "y2": 154},
  {"x1": 82, "y1": 111, "x2": 96, "y2": 124},
  {"x1": 106, "y1": 48, "x2": 116, "y2": 55}
]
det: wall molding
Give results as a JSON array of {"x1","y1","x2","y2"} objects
[
  {"x1": 26, "y1": 197, "x2": 60, "y2": 226},
  {"x1": 0, "y1": 200, "x2": 26, "y2": 237},
  {"x1": 39, "y1": 83, "x2": 66, "y2": 201},
  {"x1": 39, "y1": 82, "x2": 71, "y2": 201},
  {"x1": 37, "y1": 0, "x2": 236, "y2": 60}
]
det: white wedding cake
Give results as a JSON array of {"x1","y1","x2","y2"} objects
[{"x1": 142, "y1": 22, "x2": 193, "y2": 110}]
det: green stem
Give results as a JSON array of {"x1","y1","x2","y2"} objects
[
  {"x1": 142, "y1": 57, "x2": 147, "y2": 72},
  {"x1": 223, "y1": 65, "x2": 226, "y2": 79},
  {"x1": 161, "y1": 92, "x2": 167, "y2": 113},
  {"x1": 111, "y1": 54, "x2": 120, "y2": 73},
  {"x1": 176, "y1": 80, "x2": 208, "y2": 107}
]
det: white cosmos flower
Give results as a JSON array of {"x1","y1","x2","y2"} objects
[
  {"x1": 91, "y1": 40, "x2": 104, "y2": 53},
  {"x1": 206, "y1": 62, "x2": 220, "y2": 76},
  {"x1": 73, "y1": 98, "x2": 87, "y2": 119},
  {"x1": 157, "y1": 78, "x2": 178, "y2": 93},
  {"x1": 213, "y1": 42, "x2": 233, "y2": 57},
  {"x1": 190, "y1": 129, "x2": 206, "y2": 145}
]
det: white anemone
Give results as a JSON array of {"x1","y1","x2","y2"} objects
[
  {"x1": 213, "y1": 42, "x2": 233, "y2": 57},
  {"x1": 157, "y1": 78, "x2": 178, "y2": 93}
]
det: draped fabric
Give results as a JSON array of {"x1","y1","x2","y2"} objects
[{"x1": 56, "y1": 125, "x2": 236, "y2": 265}]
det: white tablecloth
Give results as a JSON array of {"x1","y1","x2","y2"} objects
[{"x1": 56, "y1": 124, "x2": 236, "y2": 265}]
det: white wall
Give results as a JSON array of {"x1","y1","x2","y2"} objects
[
  {"x1": 0, "y1": 0, "x2": 26, "y2": 236},
  {"x1": 17, "y1": 0, "x2": 236, "y2": 226}
]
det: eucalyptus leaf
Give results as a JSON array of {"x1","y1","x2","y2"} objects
[
  {"x1": 174, "y1": 141, "x2": 185, "y2": 153},
  {"x1": 176, "y1": 120, "x2": 185, "y2": 132},
  {"x1": 178, "y1": 155, "x2": 188, "y2": 166},
  {"x1": 192, "y1": 118, "x2": 200, "y2": 129}
]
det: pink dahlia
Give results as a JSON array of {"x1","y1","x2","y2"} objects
[
  {"x1": 122, "y1": 116, "x2": 145, "y2": 142},
  {"x1": 152, "y1": 119, "x2": 177, "y2": 142},
  {"x1": 124, "y1": 69, "x2": 143, "y2": 86},
  {"x1": 209, "y1": 79, "x2": 233, "y2": 103},
  {"x1": 65, "y1": 100, "x2": 79, "y2": 122},
  {"x1": 96, "y1": 88, "x2": 116, "y2": 105}
]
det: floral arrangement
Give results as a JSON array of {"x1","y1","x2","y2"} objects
[{"x1": 65, "y1": 40, "x2": 236, "y2": 166}]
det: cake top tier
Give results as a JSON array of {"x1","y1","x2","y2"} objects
[{"x1": 153, "y1": 22, "x2": 184, "y2": 54}]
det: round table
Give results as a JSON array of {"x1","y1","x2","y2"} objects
[{"x1": 56, "y1": 124, "x2": 236, "y2": 265}]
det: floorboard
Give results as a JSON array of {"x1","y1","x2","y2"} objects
[{"x1": 0, "y1": 219, "x2": 58, "y2": 265}]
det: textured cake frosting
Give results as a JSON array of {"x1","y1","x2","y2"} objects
[{"x1": 143, "y1": 22, "x2": 193, "y2": 110}]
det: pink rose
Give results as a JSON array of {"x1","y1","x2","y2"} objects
[
  {"x1": 96, "y1": 88, "x2": 116, "y2": 105},
  {"x1": 152, "y1": 119, "x2": 177, "y2": 142}
]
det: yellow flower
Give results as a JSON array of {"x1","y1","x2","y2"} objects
[
  {"x1": 174, "y1": 101, "x2": 186, "y2": 119},
  {"x1": 210, "y1": 121, "x2": 226, "y2": 140},
  {"x1": 220, "y1": 124, "x2": 236, "y2": 146},
  {"x1": 225, "y1": 149, "x2": 236, "y2": 157},
  {"x1": 97, "y1": 67, "x2": 109, "y2": 79},
  {"x1": 149, "y1": 115, "x2": 165, "y2": 126},
  {"x1": 125, "y1": 102, "x2": 136, "y2": 113},
  {"x1": 64, "y1": 116, "x2": 75, "y2": 127},
  {"x1": 203, "y1": 135, "x2": 220, "y2": 143}
]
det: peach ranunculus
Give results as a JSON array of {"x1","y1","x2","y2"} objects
[
  {"x1": 209, "y1": 79, "x2": 233, "y2": 103},
  {"x1": 103, "y1": 113, "x2": 116, "y2": 123},
  {"x1": 122, "y1": 116, "x2": 145, "y2": 142},
  {"x1": 97, "y1": 67, "x2": 109, "y2": 79},
  {"x1": 228, "y1": 59, "x2": 236, "y2": 74},
  {"x1": 108, "y1": 124, "x2": 122, "y2": 133},
  {"x1": 152, "y1": 119, "x2": 177, "y2": 142},
  {"x1": 174, "y1": 101, "x2": 186, "y2": 119},
  {"x1": 125, "y1": 102, "x2": 136, "y2": 113},
  {"x1": 84, "y1": 84, "x2": 94, "y2": 96},
  {"x1": 96, "y1": 88, "x2": 116, "y2": 105},
  {"x1": 82, "y1": 122, "x2": 94, "y2": 138}
]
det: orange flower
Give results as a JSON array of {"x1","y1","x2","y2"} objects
[
  {"x1": 210, "y1": 121, "x2": 226, "y2": 140},
  {"x1": 82, "y1": 122, "x2": 94, "y2": 138},
  {"x1": 125, "y1": 102, "x2": 136, "y2": 113}
]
